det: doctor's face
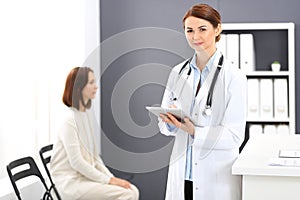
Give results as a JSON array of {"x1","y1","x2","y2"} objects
[
  {"x1": 184, "y1": 16, "x2": 221, "y2": 54},
  {"x1": 82, "y1": 71, "x2": 98, "y2": 102}
]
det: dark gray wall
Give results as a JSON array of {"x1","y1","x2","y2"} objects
[{"x1": 100, "y1": 1, "x2": 300, "y2": 200}]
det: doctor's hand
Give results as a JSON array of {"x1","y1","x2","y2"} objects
[{"x1": 160, "y1": 113, "x2": 195, "y2": 136}]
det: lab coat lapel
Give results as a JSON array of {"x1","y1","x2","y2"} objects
[{"x1": 179, "y1": 69, "x2": 194, "y2": 114}]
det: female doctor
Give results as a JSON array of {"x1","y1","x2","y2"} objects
[{"x1": 158, "y1": 4, "x2": 247, "y2": 200}]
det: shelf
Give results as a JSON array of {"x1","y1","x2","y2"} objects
[
  {"x1": 247, "y1": 118, "x2": 290, "y2": 123},
  {"x1": 222, "y1": 22, "x2": 295, "y2": 135},
  {"x1": 246, "y1": 71, "x2": 290, "y2": 77},
  {"x1": 222, "y1": 22, "x2": 294, "y2": 31}
]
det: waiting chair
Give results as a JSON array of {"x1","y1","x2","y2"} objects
[
  {"x1": 39, "y1": 144, "x2": 61, "y2": 200},
  {"x1": 6, "y1": 156, "x2": 53, "y2": 200}
]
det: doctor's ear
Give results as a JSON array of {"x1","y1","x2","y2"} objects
[
  {"x1": 215, "y1": 24, "x2": 222, "y2": 36},
  {"x1": 215, "y1": 24, "x2": 222, "y2": 42}
]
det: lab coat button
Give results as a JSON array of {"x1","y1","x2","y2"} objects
[
  {"x1": 195, "y1": 113, "x2": 198, "y2": 116},
  {"x1": 196, "y1": 187, "x2": 198, "y2": 190},
  {"x1": 195, "y1": 162, "x2": 197, "y2": 165}
]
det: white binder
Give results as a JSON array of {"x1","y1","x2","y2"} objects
[
  {"x1": 273, "y1": 78, "x2": 288, "y2": 119},
  {"x1": 216, "y1": 34, "x2": 227, "y2": 59},
  {"x1": 247, "y1": 79, "x2": 260, "y2": 119},
  {"x1": 264, "y1": 125, "x2": 277, "y2": 134},
  {"x1": 277, "y1": 125, "x2": 290, "y2": 135},
  {"x1": 259, "y1": 79, "x2": 273, "y2": 119},
  {"x1": 240, "y1": 33, "x2": 256, "y2": 72},
  {"x1": 249, "y1": 124, "x2": 263, "y2": 137},
  {"x1": 226, "y1": 34, "x2": 239, "y2": 68}
]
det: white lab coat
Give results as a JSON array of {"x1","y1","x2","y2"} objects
[{"x1": 159, "y1": 50, "x2": 247, "y2": 200}]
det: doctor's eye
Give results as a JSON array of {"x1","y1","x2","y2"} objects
[
  {"x1": 186, "y1": 29, "x2": 194, "y2": 33},
  {"x1": 198, "y1": 28, "x2": 207, "y2": 32}
]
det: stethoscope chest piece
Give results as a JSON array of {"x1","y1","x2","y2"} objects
[{"x1": 203, "y1": 106, "x2": 212, "y2": 117}]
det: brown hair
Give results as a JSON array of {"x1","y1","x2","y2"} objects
[
  {"x1": 62, "y1": 67, "x2": 94, "y2": 110},
  {"x1": 182, "y1": 4, "x2": 221, "y2": 42}
]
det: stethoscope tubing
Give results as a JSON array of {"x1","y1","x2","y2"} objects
[{"x1": 172, "y1": 54, "x2": 224, "y2": 116}]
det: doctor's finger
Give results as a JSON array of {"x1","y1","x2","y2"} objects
[
  {"x1": 159, "y1": 113, "x2": 168, "y2": 121},
  {"x1": 166, "y1": 113, "x2": 181, "y2": 127},
  {"x1": 183, "y1": 117, "x2": 192, "y2": 124},
  {"x1": 182, "y1": 117, "x2": 195, "y2": 135},
  {"x1": 159, "y1": 114, "x2": 174, "y2": 125}
]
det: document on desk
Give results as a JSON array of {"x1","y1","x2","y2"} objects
[
  {"x1": 268, "y1": 157, "x2": 300, "y2": 167},
  {"x1": 279, "y1": 150, "x2": 300, "y2": 158},
  {"x1": 268, "y1": 150, "x2": 300, "y2": 167}
]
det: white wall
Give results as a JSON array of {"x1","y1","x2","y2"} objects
[{"x1": 0, "y1": 0, "x2": 99, "y2": 198}]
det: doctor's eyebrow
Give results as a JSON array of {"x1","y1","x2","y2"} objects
[
  {"x1": 186, "y1": 25, "x2": 208, "y2": 31},
  {"x1": 198, "y1": 25, "x2": 208, "y2": 30}
]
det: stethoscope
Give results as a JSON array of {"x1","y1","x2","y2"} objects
[{"x1": 170, "y1": 54, "x2": 224, "y2": 117}]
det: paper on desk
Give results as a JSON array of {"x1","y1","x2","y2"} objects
[
  {"x1": 268, "y1": 157, "x2": 300, "y2": 167},
  {"x1": 279, "y1": 150, "x2": 300, "y2": 158}
]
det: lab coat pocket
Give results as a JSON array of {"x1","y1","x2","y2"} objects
[
  {"x1": 193, "y1": 102, "x2": 212, "y2": 127},
  {"x1": 197, "y1": 111, "x2": 212, "y2": 126},
  {"x1": 192, "y1": 98, "x2": 211, "y2": 126}
]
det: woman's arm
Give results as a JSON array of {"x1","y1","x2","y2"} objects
[{"x1": 61, "y1": 119, "x2": 112, "y2": 184}]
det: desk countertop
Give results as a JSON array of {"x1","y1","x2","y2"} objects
[{"x1": 232, "y1": 134, "x2": 300, "y2": 177}]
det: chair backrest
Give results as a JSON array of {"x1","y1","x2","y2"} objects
[
  {"x1": 6, "y1": 156, "x2": 53, "y2": 200},
  {"x1": 39, "y1": 144, "x2": 61, "y2": 200}
]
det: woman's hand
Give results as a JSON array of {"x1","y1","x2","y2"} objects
[
  {"x1": 160, "y1": 112, "x2": 195, "y2": 136},
  {"x1": 109, "y1": 177, "x2": 131, "y2": 189}
]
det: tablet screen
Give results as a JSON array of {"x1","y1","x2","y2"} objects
[{"x1": 146, "y1": 106, "x2": 188, "y2": 122}]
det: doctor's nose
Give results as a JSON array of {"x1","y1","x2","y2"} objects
[{"x1": 193, "y1": 31, "x2": 202, "y2": 40}]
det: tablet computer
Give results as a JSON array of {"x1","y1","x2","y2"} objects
[{"x1": 145, "y1": 106, "x2": 188, "y2": 122}]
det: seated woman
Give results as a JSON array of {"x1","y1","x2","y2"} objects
[{"x1": 50, "y1": 67, "x2": 139, "y2": 200}]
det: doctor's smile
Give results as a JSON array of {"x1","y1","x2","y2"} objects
[{"x1": 193, "y1": 42, "x2": 204, "y2": 46}]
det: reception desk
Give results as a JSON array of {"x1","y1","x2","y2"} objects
[{"x1": 232, "y1": 134, "x2": 300, "y2": 200}]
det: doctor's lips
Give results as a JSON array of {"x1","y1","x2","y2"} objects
[{"x1": 193, "y1": 42, "x2": 204, "y2": 46}]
